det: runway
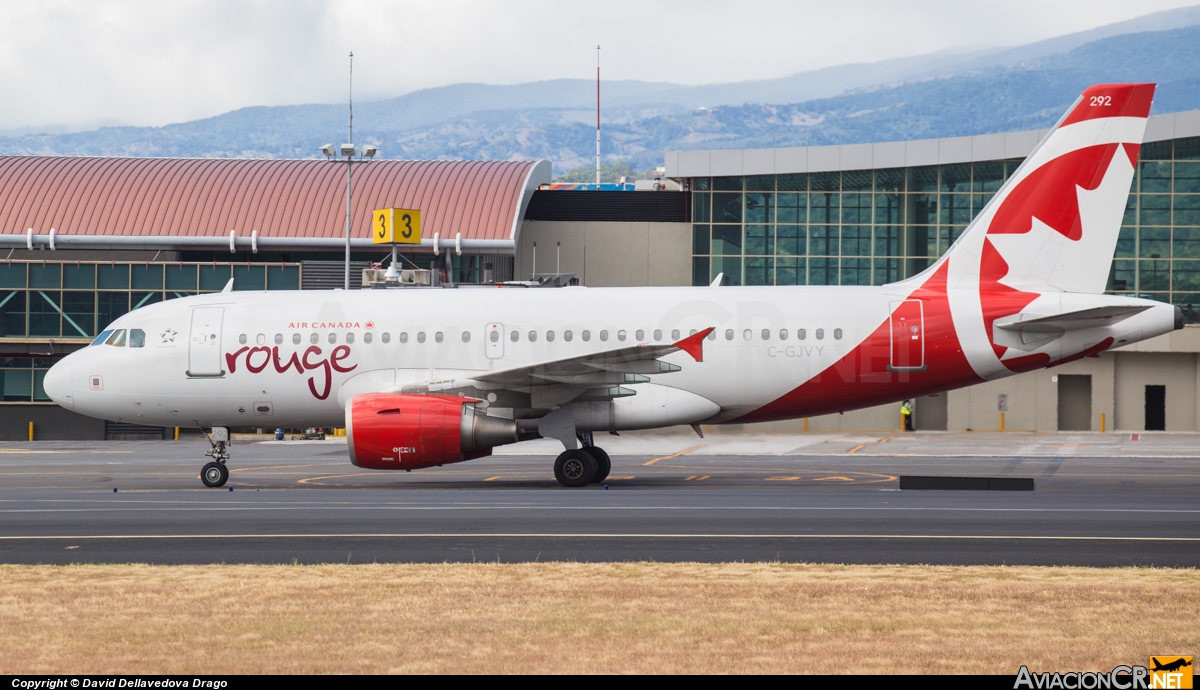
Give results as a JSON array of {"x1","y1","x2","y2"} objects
[{"x1": 0, "y1": 433, "x2": 1197, "y2": 566}]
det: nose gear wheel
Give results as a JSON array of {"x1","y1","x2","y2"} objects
[{"x1": 201, "y1": 461, "x2": 228, "y2": 488}]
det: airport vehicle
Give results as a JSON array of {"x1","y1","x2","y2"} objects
[{"x1": 42, "y1": 83, "x2": 1181, "y2": 487}]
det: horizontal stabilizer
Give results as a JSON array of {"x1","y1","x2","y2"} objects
[{"x1": 996, "y1": 305, "x2": 1151, "y2": 335}]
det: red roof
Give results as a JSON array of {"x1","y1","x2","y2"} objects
[{"x1": 0, "y1": 156, "x2": 548, "y2": 246}]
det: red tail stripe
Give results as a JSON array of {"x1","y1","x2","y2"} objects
[{"x1": 1060, "y1": 83, "x2": 1155, "y2": 127}]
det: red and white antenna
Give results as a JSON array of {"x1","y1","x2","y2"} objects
[{"x1": 595, "y1": 44, "x2": 601, "y2": 186}]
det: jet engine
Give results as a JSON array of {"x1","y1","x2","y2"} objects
[{"x1": 346, "y1": 393, "x2": 518, "y2": 470}]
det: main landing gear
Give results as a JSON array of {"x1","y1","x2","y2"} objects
[
  {"x1": 200, "y1": 427, "x2": 230, "y2": 488},
  {"x1": 552, "y1": 431, "x2": 611, "y2": 488}
]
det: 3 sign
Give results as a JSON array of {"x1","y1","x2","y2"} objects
[{"x1": 372, "y1": 208, "x2": 422, "y2": 245}]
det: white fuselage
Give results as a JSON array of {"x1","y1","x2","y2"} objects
[{"x1": 44, "y1": 284, "x2": 1177, "y2": 431}]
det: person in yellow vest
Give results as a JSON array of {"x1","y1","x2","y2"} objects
[{"x1": 901, "y1": 400, "x2": 914, "y2": 432}]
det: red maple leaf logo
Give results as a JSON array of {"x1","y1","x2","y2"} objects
[{"x1": 365, "y1": 321, "x2": 375, "y2": 329}]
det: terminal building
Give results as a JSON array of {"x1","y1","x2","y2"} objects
[{"x1": 2, "y1": 109, "x2": 1199, "y2": 438}]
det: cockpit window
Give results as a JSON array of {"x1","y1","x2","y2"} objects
[
  {"x1": 129, "y1": 329, "x2": 146, "y2": 348},
  {"x1": 91, "y1": 330, "x2": 114, "y2": 347},
  {"x1": 105, "y1": 329, "x2": 127, "y2": 347}
]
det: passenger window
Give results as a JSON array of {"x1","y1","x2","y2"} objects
[
  {"x1": 346, "y1": 333, "x2": 355, "y2": 344},
  {"x1": 617, "y1": 330, "x2": 627, "y2": 341},
  {"x1": 564, "y1": 330, "x2": 573, "y2": 342},
  {"x1": 653, "y1": 330, "x2": 662, "y2": 341},
  {"x1": 510, "y1": 330, "x2": 519, "y2": 342},
  {"x1": 779, "y1": 329, "x2": 788, "y2": 341},
  {"x1": 528, "y1": 330, "x2": 537, "y2": 342},
  {"x1": 762, "y1": 329, "x2": 770, "y2": 341},
  {"x1": 689, "y1": 329, "x2": 697, "y2": 336},
  {"x1": 91, "y1": 330, "x2": 114, "y2": 346},
  {"x1": 635, "y1": 330, "x2": 644, "y2": 341},
  {"x1": 417, "y1": 332, "x2": 426, "y2": 343},
  {"x1": 328, "y1": 333, "x2": 337, "y2": 344},
  {"x1": 743, "y1": 329, "x2": 752, "y2": 341},
  {"x1": 399, "y1": 332, "x2": 409, "y2": 344},
  {"x1": 435, "y1": 332, "x2": 444, "y2": 343},
  {"x1": 600, "y1": 330, "x2": 609, "y2": 342},
  {"x1": 256, "y1": 334, "x2": 266, "y2": 346},
  {"x1": 582, "y1": 330, "x2": 591, "y2": 342},
  {"x1": 546, "y1": 330, "x2": 555, "y2": 342},
  {"x1": 238, "y1": 334, "x2": 247, "y2": 345},
  {"x1": 706, "y1": 330, "x2": 715, "y2": 341},
  {"x1": 725, "y1": 329, "x2": 734, "y2": 341},
  {"x1": 364, "y1": 332, "x2": 373, "y2": 344},
  {"x1": 462, "y1": 331, "x2": 470, "y2": 343},
  {"x1": 834, "y1": 328, "x2": 843, "y2": 340},
  {"x1": 798, "y1": 329, "x2": 807, "y2": 340},
  {"x1": 490, "y1": 330, "x2": 499, "y2": 343},
  {"x1": 816, "y1": 329, "x2": 825, "y2": 340},
  {"x1": 129, "y1": 329, "x2": 145, "y2": 348},
  {"x1": 275, "y1": 334, "x2": 284, "y2": 345},
  {"x1": 293, "y1": 333, "x2": 301, "y2": 345},
  {"x1": 671, "y1": 329, "x2": 680, "y2": 340},
  {"x1": 382, "y1": 332, "x2": 391, "y2": 344},
  {"x1": 310, "y1": 333, "x2": 319, "y2": 344}
]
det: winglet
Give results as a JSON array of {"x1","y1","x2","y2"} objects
[
  {"x1": 674, "y1": 327, "x2": 713, "y2": 362},
  {"x1": 221, "y1": 278, "x2": 234, "y2": 294}
]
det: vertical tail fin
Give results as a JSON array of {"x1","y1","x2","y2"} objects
[{"x1": 935, "y1": 83, "x2": 1155, "y2": 295}]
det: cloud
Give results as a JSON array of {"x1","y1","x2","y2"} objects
[{"x1": 0, "y1": 0, "x2": 1196, "y2": 131}]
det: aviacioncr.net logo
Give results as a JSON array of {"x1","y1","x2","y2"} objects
[{"x1": 1015, "y1": 665, "x2": 1149, "y2": 689}]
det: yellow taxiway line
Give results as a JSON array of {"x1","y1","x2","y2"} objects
[{"x1": 643, "y1": 444, "x2": 708, "y2": 466}]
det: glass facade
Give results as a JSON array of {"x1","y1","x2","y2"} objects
[
  {"x1": 0, "y1": 261, "x2": 300, "y2": 402},
  {"x1": 690, "y1": 136, "x2": 1200, "y2": 321},
  {"x1": 0, "y1": 357, "x2": 55, "y2": 403}
]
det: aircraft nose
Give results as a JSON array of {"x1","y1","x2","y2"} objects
[{"x1": 43, "y1": 359, "x2": 73, "y2": 410}]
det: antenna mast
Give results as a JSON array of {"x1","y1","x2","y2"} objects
[
  {"x1": 343, "y1": 51, "x2": 354, "y2": 290},
  {"x1": 595, "y1": 44, "x2": 601, "y2": 186}
]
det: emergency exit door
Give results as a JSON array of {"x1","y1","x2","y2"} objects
[
  {"x1": 485, "y1": 323, "x2": 504, "y2": 359},
  {"x1": 188, "y1": 307, "x2": 225, "y2": 377},
  {"x1": 888, "y1": 300, "x2": 925, "y2": 371}
]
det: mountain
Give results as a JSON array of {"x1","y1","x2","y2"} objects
[{"x1": 4, "y1": 6, "x2": 1200, "y2": 173}]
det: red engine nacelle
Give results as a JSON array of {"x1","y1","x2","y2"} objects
[{"x1": 346, "y1": 393, "x2": 518, "y2": 470}]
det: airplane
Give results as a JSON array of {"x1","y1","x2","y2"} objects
[
  {"x1": 1151, "y1": 658, "x2": 1192, "y2": 673},
  {"x1": 42, "y1": 82, "x2": 1181, "y2": 488}
]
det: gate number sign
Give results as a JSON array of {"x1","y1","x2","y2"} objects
[{"x1": 372, "y1": 208, "x2": 422, "y2": 245}]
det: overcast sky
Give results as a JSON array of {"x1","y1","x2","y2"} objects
[{"x1": 1, "y1": 0, "x2": 1197, "y2": 132}]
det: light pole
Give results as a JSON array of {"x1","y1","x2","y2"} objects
[
  {"x1": 320, "y1": 142, "x2": 378, "y2": 289},
  {"x1": 320, "y1": 52, "x2": 378, "y2": 290},
  {"x1": 596, "y1": 44, "x2": 601, "y2": 186}
]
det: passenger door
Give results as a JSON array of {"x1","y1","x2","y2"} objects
[
  {"x1": 188, "y1": 307, "x2": 225, "y2": 377},
  {"x1": 888, "y1": 300, "x2": 924, "y2": 371}
]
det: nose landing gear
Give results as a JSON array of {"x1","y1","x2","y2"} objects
[
  {"x1": 201, "y1": 461, "x2": 229, "y2": 487},
  {"x1": 200, "y1": 427, "x2": 230, "y2": 488}
]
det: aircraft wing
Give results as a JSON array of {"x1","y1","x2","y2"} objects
[
  {"x1": 340, "y1": 327, "x2": 715, "y2": 408},
  {"x1": 470, "y1": 327, "x2": 714, "y2": 388},
  {"x1": 996, "y1": 305, "x2": 1151, "y2": 334}
]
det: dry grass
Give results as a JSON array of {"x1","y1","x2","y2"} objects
[{"x1": 1, "y1": 563, "x2": 1197, "y2": 674}]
